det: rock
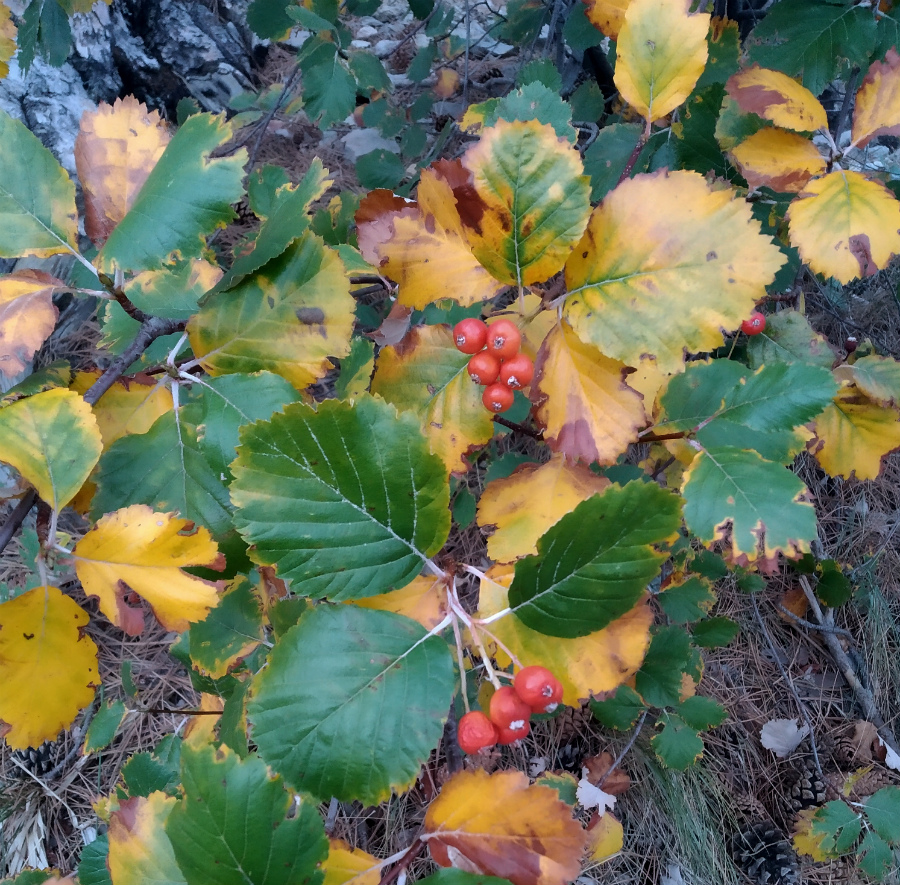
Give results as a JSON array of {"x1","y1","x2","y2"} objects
[
  {"x1": 69, "y1": 3, "x2": 123, "y2": 103},
  {"x1": 373, "y1": 39, "x2": 401, "y2": 58},
  {"x1": 356, "y1": 24, "x2": 379, "y2": 39},
  {"x1": 351, "y1": 39, "x2": 372, "y2": 49},
  {"x1": 341, "y1": 127, "x2": 400, "y2": 163}
]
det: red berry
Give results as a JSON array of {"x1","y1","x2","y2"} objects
[
  {"x1": 497, "y1": 719, "x2": 531, "y2": 745},
  {"x1": 468, "y1": 351, "x2": 501, "y2": 385},
  {"x1": 499, "y1": 353, "x2": 534, "y2": 389},
  {"x1": 482, "y1": 383, "x2": 514, "y2": 413},
  {"x1": 486, "y1": 319, "x2": 522, "y2": 360},
  {"x1": 457, "y1": 710, "x2": 499, "y2": 754},
  {"x1": 488, "y1": 685, "x2": 532, "y2": 731},
  {"x1": 740, "y1": 312, "x2": 766, "y2": 336},
  {"x1": 514, "y1": 665, "x2": 564, "y2": 714},
  {"x1": 453, "y1": 318, "x2": 488, "y2": 354}
]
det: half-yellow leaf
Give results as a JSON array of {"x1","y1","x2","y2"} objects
[
  {"x1": 787, "y1": 170, "x2": 900, "y2": 283},
  {"x1": 352, "y1": 574, "x2": 449, "y2": 630},
  {"x1": 107, "y1": 793, "x2": 185, "y2": 885},
  {"x1": 0, "y1": 269, "x2": 61, "y2": 378},
  {"x1": 729, "y1": 128, "x2": 826, "y2": 193},
  {"x1": 0, "y1": 586, "x2": 98, "y2": 749},
  {"x1": 582, "y1": 0, "x2": 632, "y2": 39},
  {"x1": 0, "y1": 4, "x2": 15, "y2": 83},
  {"x1": 614, "y1": 0, "x2": 709, "y2": 123},
  {"x1": 725, "y1": 66, "x2": 827, "y2": 132},
  {"x1": 72, "y1": 505, "x2": 223, "y2": 636},
  {"x1": 852, "y1": 48, "x2": 900, "y2": 148}
]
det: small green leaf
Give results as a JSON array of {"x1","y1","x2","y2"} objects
[
  {"x1": 78, "y1": 834, "x2": 112, "y2": 885},
  {"x1": 589, "y1": 685, "x2": 646, "y2": 730},
  {"x1": 816, "y1": 560, "x2": 852, "y2": 608},
  {"x1": 349, "y1": 50, "x2": 391, "y2": 94},
  {"x1": 746, "y1": 309, "x2": 835, "y2": 370},
  {"x1": 689, "y1": 549, "x2": 728, "y2": 580},
  {"x1": 267, "y1": 596, "x2": 308, "y2": 639},
  {"x1": 582, "y1": 123, "x2": 661, "y2": 201},
  {"x1": 534, "y1": 771, "x2": 579, "y2": 806},
  {"x1": 335, "y1": 337, "x2": 375, "y2": 400},
  {"x1": 866, "y1": 787, "x2": 900, "y2": 845},
  {"x1": 452, "y1": 486, "x2": 476, "y2": 529},
  {"x1": 356, "y1": 149, "x2": 406, "y2": 190},
  {"x1": 417, "y1": 873, "x2": 514, "y2": 885},
  {"x1": 657, "y1": 577, "x2": 716, "y2": 624},
  {"x1": 691, "y1": 617, "x2": 740, "y2": 648},
  {"x1": 488, "y1": 82, "x2": 576, "y2": 144},
  {"x1": 120, "y1": 751, "x2": 180, "y2": 798},
  {"x1": 696, "y1": 18, "x2": 740, "y2": 89},
  {"x1": 635, "y1": 626, "x2": 692, "y2": 708},
  {"x1": 246, "y1": 0, "x2": 294, "y2": 38},
  {"x1": 84, "y1": 700, "x2": 127, "y2": 753},
  {"x1": 516, "y1": 59, "x2": 563, "y2": 92},
  {"x1": 287, "y1": 3, "x2": 336, "y2": 30},
  {"x1": 300, "y1": 41, "x2": 357, "y2": 129},
  {"x1": 562, "y1": 2, "x2": 604, "y2": 51},
  {"x1": 811, "y1": 801, "x2": 863, "y2": 856},
  {"x1": 651, "y1": 713, "x2": 704, "y2": 769},
  {"x1": 676, "y1": 696, "x2": 727, "y2": 731},
  {"x1": 857, "y1": 831, "x2": 894, "y2": 880}
]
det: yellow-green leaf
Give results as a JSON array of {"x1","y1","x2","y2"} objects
[
  {"x1": 834, "y1": 354, "x2": 900, "y2": 407},
  {"x1": 0, "y1": 269, "x2": 61, "y2": 378},
  {"x1": 852, "y1": 48, "x2": 900, "y2": 148},
  {"x1": 787, "y1": 170, "x2": 900, "y2": 283},
  {"x1": 460, "y1": 119, "x2": 591, "y2": 287},
  {"x1": 0, "y1": 586, "x2": 98, "y2": 749},
  {"x1": 729, "y1": 128, "x2": 826, "y2": 193},
  {"x1": 811, "y1": 387, "x2": 900, "y2": 480},
  {"x1": 323, "y1": 839, "x2": 380, "y2": 885},
  {"x1": 614, "y1": 0, "x2": 709, "y2": 123},
  {"x1": 72, "y1": 505, "x2": 223, "y2": 636},
  {"x1": 725, "y1": 66, "x2": 827, "y2": 132},
  {"x1": 370, "y1": 323, "x2": 494, "y2": 472},
  {"x1": 532, "y1": 321, "x2": 646, "y2": 464},
  {"x1": 564, "y1": 170, "x2": 785, "y2": 374},
  {"x1": 74, "y1": 97, "x2": 171, "y2": 247},
  {"x1": 356, "y1": 162, "x2": 505, "y2": 309},
  {"x1": 0, "y1": 387, "x2": 102, "y2": 510},
  {"x1": 352, "y1": 574, "x2": 449, "y2": 631},
  {"x1": 107, "y1": 793, "x2": 185, "y2": 885},
  {"x1": 0, "y1": 3, "x2": 15, "y2": 79}
]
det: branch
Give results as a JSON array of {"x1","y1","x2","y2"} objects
[
  {"x1": 379, "y1": 837, "x2": 426, "y2": 885},
  {"x1": 0, "y1": 489, "x2": 37, "y2": 557},
  {"x1": 617, "y1": 135, "x2": 647, "y2": 186},
  {"x1": 598, "y1": 709, "x2": 647, "y2": 789},
  {"x1": 492, "y1": 415, "x2": 543, "y2": 439}
]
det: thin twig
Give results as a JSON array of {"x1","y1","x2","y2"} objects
[
  {"x1": 831, "y1": 66, "x2": 860, "y2": 143},
  {"x1": 112, "y1": 289, "x2": 152, "y2": 324},
  {"x1": 617, "y1": 135, "x2": 647, "y2": 186},
  {"x1": 379, "y1": 837, "x2": 426, "y2": 885},
  {"x1": 598, "y1": 710, "x2": 647, "y2": 789},
  {"x1": 777, "y1": 603, "x2": 854, "y2": 639},
  {"x1": 443, "y1": 703, "x2": 463, "y2": 774},
  {"x1": 0, "y1": 489, "x2": 37, "y2": 557},
  {"x1": 491, "y1": 415, "x2": 543, "y2": 439}
]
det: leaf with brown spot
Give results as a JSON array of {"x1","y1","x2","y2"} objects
[
  {"x1": 0, "y1": 269, "x2": 61, "y2": 378},
  {"x1": 75, "y1": 97, "x2": 171, "y2": 247},
  {"x1": 726, "y1": 66, "x2": 827, "y2": 132},
  {"x1": 424, "y1": 768, "x2": 588, "y2": 885},
  {"x1": 852, "y1": 49, "x2": 900, "y2": 148},
  {"x1": 835, "y1": 353, "x2": 900, "y2": 407},
  {"x1": 107, "y1": 793, "x2": 185, "y2": 885},
  {"x1": 581, "y1": 0, "x2": 631, "y2": 39},
  {"x1": 729, "y1": 128, "x2": 825, "y2": 192}
]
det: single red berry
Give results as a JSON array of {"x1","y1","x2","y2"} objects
[
  {"x1": 740, "y1": 312, "x2": 766, "y2": 335},
  {"x1": 845, "y1": 336, "x2": 858, "y2": 354},
  {"x1": 482, "y1": 383, "x2": 514, "y2": 413},
  {"x1": 486, "y1": 318, "x2": 522, "y2": 360},
  {"x1": 514, "y1": 665, "x2": 564, "y2": 714},
  {"x1": 488, "y1": 685, "x2": 532, "y2": 730},
  {"x1": 457, "y1": 710, "x2": 499, "y2": 754},
  {"x1": 499, "y1": 353, "x2": 534, "y2": 389},
  {"x1": 468, "y1": 351, "x2": 501, "y2": 385},
  {"x1": 497, "y1": 719, "x2": 531, "y2": 745},
  {"x1": 453, "y1": 318, "x2": 488, "y2": 354}
]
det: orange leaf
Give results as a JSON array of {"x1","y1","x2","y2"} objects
[
  {"x1": 0, "y1": 269, "x2": 61, "y2": 378},
  {"x1": 852, "y1": 49, "x2": 900, "y2": 148},
  {"x1": 729, "y1": 128, "x2": 826, "y2": 193},
  {"x1": 581, "y1": 0, "x2": 631, "y2": 39},
  {"x1": 726, "y1": 66, "x2": 827, "y2": 132},
  {"x1": 424, "y1": 769, "x2": 588, "y2": 885},
  {"x1": 434, "y1": 69, "x2": 460, "y2": 98}
]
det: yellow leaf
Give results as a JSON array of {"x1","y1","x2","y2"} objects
[
  {"x1": 518, "y1": 294, "x2": 557, "y2": 362},
  {"x1": 107, "y1": 793, "x2": 185, "y2": 885},
  {"x1": 852, "y1": 48, "x2": 900, "y2": 147},
  {"x1": 725, "y1": 66, "x2": 827, "y2": 132},
  {"x1": 477, "y1": 567, "x2": 654, "y2": 703},
  {"x1": 564, "y1": 170, "x2": 785, "y2": 374},
  {"x1": 72, "y1": 505, "x2": 223, "y2": 636},
  {"x1": 0, "y1": 269, "x2": 61, "y2": 378},
  {"x1": 0, "y1": 2, "x2": 15, "y2": 79},
  {"x1": 582, "y1": 0, "x2": 632, "y2": 39},
  {"x1": 0, "y1": 387, "x2": 103, "y2": 511},
  {"x1": 371, "y1": 323, "x2": 494, "y2": 473},
  {"x1": 477, "y1": 455, "x2": 610, "y2": 563},
  {"x1": 71, "y1": 371, "x2": 172, "y2": 448},
  {"x1": 74, "y1": 97, "x2": 171, "y2": 247},
  {"x1": 434, "y1": 69, "x2": 460, "y2": 98},
  {"x1": 323, "y1": 838, "x2": 381, "y2": 885},
  {"x1": 811, "y1": 387, "x2": 900, "y2": 480},
  {"x1": 356, "y1": 162, "x2": 506, "y2": 309},
  {"x1": 729, "y1": 128, "x2": 826, "y2": 193},
  {"x1": 0, "y1": 586, "x2": 98, "y2": 749},
  {"x1": 587, "y1": 812, "x2": 624, "y2": 863},
  {"x1": 353, "y1": 575, "x2": 449, "y2": 630},
  {"x1": 532, "y1": 322, "x2": 646, "y2": 464},
  {"x1": 423, "y1": 769, "x2": 588, "y2": 885},
  {"x1": 787, "y1": 170, "x2": 900, "y2": 283},
  {"x1": 792, "y1": 807, "x2": 835, "y2": 862},
  {"x1": 184, "y1": 694, "x2": 223, "y2": 744},
  {"x1": 614, "y1": 0, "x2": 709, "y2": 124}
]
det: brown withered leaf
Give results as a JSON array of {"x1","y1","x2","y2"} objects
[{"x1": 0, "y1": 269, "x2": 61, "y2": 378}]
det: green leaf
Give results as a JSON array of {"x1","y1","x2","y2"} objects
[
  {"x1": 84, "y1": 699, "x2": 127, "y2": 753},
  {"x1": 569, "y1": 82, "x2": 606, "y2": 124},
  {"x1": 682, "y1": 447, "x2": 817, "y2": 564},
  {"x1": 356, "y1": 149, "x2": 407, "y2": 189},
  {"x1": 657, "y1": 577, "x2": 716, "y2": 624},
  {"x1": 509, "y1": 482, "x2": 682, "y2": 638},
  {"x1": 166, "y1": 742, "x2": 328, "y2": 885},
  {"x1": 247, "y1": 165, "x2": 291, "y2": 219},
  {"x1": 417, "y1": 873, "x2": 514, "y2": 885},
  {"x1": 407, "y1": 43, "x2": 437, "y2": 82},
  {"x1": 690, "y1": 549, "x2": 728, "y2": 580},
  {"x1": 231, "y1": 397, "x2": 450, "y2": 600},
  {"x1": 125, "y1": 259, "x2": 220, "y2": 320},
  {"x1": 746, "y1": 0, "x2": 876, "y2": 97},
  {"x1": 866, "y1": 787, "x2": 900, "y2": 845},
  {"x1": 857, "y1": 831, "x2": 894, "y2": 880},
  {"x1": 811, "y1": 801, "x2": 862, "y2": 855},
  {"x1": 676, "y1": 695, "x2": 727, "y2": 731},
  {"x1": 0, "y1": 110, "x2": 78, "y2": 259},
  {"x1": 816, "y1": 559, "x2": 852, "y2": 607},
  {"x1": 335, "y1": 337, "x2": 375, "y2": 400},
  {"x1": 16, "y1": 0, "x2": 40, "y2": 74},
  {"x1": 98, "y1": 113, "x2": 246, "y2": 274},
  {"x1": 746, "y1": 310, "x2": 835, "y2": 370},
  {"x1": 489, "y1": 82, "x2": 576, "y2": 144},
  {"x1": 534, "y1": 771, "x2": 579, "y2": 806},
  {"x1": 267, "y1": 596, "x2": 308, "y2": 638},
  {"x1": 247, "y1": 605, "x2": 455, "y2": 804},
  {"x1": 452, "y1": 486, "x2": 476, "y2": 529},
  {"x1": 691, "y1": 616, "x2": 740, "y2": 648},
  {"x1": 78, "y1": 834, "x2": 112, "y2": 885},
  {"x1": 582, "y1": 123, "x2": 660, "y2": 201},
  {"x1": 516, "y1": 59, "x2": 563, "y2": 92},
  {"x1": 287, "y1": 3, "x2": 336, "y2": 30},
  {"x1": 675, "y1": 84, "x2": 737, "y2": 182},
  {"x1": 219, "y1": 676, "x2": 250, "y2": 756},
  {"x1": 349, "y1": 50, "x2": 391, "y2": 94},
  {"x1": 0, "y1": 360, "x2": 71, "y2": 407},
  {"x1": 98, "y1": 302, "x2": 189, "y2": 372},
  {"x1": 696, "y1": 19, "x2": 740, "y2": 89},
  {"x1": 299, "y1": 41, "x2": 356, "y2": 129},
  {"x1": 562, "y1": 2, "x2": 604, "y2": 51},
  {"x1": 246, "y1": 0, "x2": 294, "y2": 38},
  {"x1": 635, "y1": 626, "x2": 692, "y2": 708},
  {"x1": 502, "y1": 0, "x2": 544, "y2": 43},
  {"x1": 37, "y1": 0, "x2": 69, "y2": 66},
  {"x1": 589, "y1": 685, "x2": 646, "y2": 730},
  {"x1": 651, "y1": 713, "x2": 704, "y2": 769},
  {"x1": 120, "y1": 751, "x2": 180, "y2": 798}
]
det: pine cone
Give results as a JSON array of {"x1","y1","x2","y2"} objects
[
  {"x1": 784, "y1": 755, "x2": 827, "y2": 816},
  {"x1": 9, "y1": 740, "x2": 62, "y2": 780},
  {"x1": 731, "y1": 822, "x2": 801, "y2": 885}
]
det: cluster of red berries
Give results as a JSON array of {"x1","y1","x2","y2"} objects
[
  {"x1": 741, "y1": 311, "x2": 766, "y2": 335},
  {"x1": 453, "y1": 317, "x2": 534, "y2": 414},
  {"x1": 457, "y1": 666, "x2": 564, "y2": 754}
]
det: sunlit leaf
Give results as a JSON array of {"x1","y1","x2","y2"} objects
[
  {"x1": 353, "y1": 574, "x2": 449, "y2": 631},
  {"x1": 72, "y1": 505, "x2": 222, "y2": 636},
  {"x1": 787, "y1": 170, "x2": 900, "y2": 283},
  {"x1": 581, "y1": 0, "x2": 631, "y2": 39},
  {"x1": 564, "y1": 170, "x2": 785, "y2": 374},
  {"x1": 107, "y1": 793, "x2": 185, "y2": 885},
  {"x1": 460, "y1": 120, "x2": 591, "y2": 287},
  {"x1": 0, "y1": 269, "x2": 61, "y2": 378},
  {"x1": 74, "y1": 97, "x2": 171, "y2": 247},
  {"x1": 322, "y1": 839, "x2": 380, "y2": 885},
  {"x1": 729, "y1": 128, "x2": 825, "y2": 193},
  {"x1": 852, "y1": 49, "x2": 900, "y2": 147},
  {"x1": 531, "y1": 322, "x2": 646, "y2": 465},
  {"x1": 0, "y1": 586, "x2": 98, "y2": 749},
  {"x1": 477, "y1": 455, "x2": 609, "y2": 563},
  {"x1": 725, "y1": 66, "x2": 827, "y2": 132},
  {"x1": 0, "y1": 387, "x2": 102, "y2": 510},
  {"x1": 614, "y1": 0, "x2": 709, "y2": 123},
  {"x1": 587, "y1": 812, "x2": 623, "y2": 862},
  {"x1": 423, "y1": 769, "x2": 587, "y2": 885}
]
